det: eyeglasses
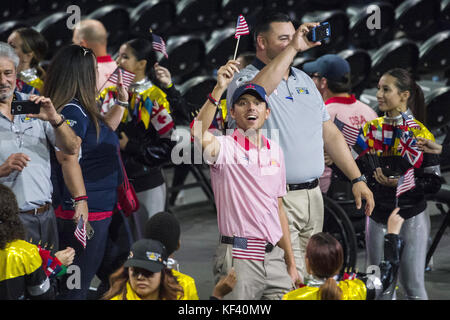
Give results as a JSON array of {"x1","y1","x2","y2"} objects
[{"x1": 130, "y1": 267, "x2": 155, "y2": 278}]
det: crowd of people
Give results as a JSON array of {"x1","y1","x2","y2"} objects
[{"x1": 0, "y1": 10, "x2": 445, "y2": 300}]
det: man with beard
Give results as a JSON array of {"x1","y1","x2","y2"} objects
[{"x1": 0, "y1": 42, "x2": 78, "y2": 252}]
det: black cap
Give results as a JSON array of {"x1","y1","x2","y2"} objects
[
  {"x1": 124, "y1": 239, "x2": 168, "y2": 273},
  {"x1": 144, "y1": 211, "x2": 180, "y2": 256}
]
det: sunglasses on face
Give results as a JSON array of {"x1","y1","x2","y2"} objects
[{"x1": 130, "y1": 267, "x2": 155, "y2": 278}]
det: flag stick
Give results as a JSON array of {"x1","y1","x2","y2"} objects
[{"x1": 233, "y1": 36, "x2": 241, "y2": 60}]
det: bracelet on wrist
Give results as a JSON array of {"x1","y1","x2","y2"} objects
[
  {"x1": 207, "y1": 93, "x2": 219, "y2": 107},
  {"x1": 51, "y1": 114, "x2": 65, "y2": 128},
  {"x1": 72, "y1": 195, "x2": 88, "y2": 208},
  {"x1": 115, "y1": 100, "x2": 129, "y2": 107},
  {"x1": 166, "y1": 83, "x2": 173, "y2": 89}
]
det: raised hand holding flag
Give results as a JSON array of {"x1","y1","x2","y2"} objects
[
  {"x1": 151, "y1": 33, "x2": 168, "y2": 59},
  {"x1": 74, "y1": 216, "x2": 87, "y2": 249},
  {"x1": 233, "y1": 14, "x2": 250, "y2": 60}
]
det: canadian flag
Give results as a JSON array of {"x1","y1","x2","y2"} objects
[{"x1": 150, "y1": 100, "x2": 174, "y2": 135}]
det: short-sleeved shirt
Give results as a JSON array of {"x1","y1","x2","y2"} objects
[
  {"x1": 209, "y1": 129, "x2": 286, "y2": 245},
  {"x1": 226, "y1": 58, "x2": 330, "y2": 184},
  {"x1": 320, "y1": 95, "x2": 378, "y2": 193},
  {"x1": 0, "y1": 91, "x2": 55, "y2": 211},
  {"x1": 96, "y1": 55, "x2": 117, "y2": 92},
  {"x1": 54, "y1": 99, "x2": 121, "y2": 220}
]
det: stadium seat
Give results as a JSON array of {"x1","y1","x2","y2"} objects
[
  {"x1": 87, "y1": 4, "x2": 130, "y2": 54},
  {"x1": 395, "y1": 0, "x2": 440, "y2": 41},
  {"x1": 418, "y1": 30, "x2": 450, "y2": 76},
  {"x1": 1, "y1": 0, "x2": 28, "y2": 23},
  {"x1": 205, "y1": 27, "x2": 251, "y2": 70},
  {"x1": 178, "y1": 75, "x2": 217, "y2": 109},
  {"x1": 71, "y1": 0, "x2": 114, "y2": 15},
  {"x1": 163, "y1": 34, "x2": 205, "y2": 81},
  {"x1": 440, "y1": 0, "x2": 450, "y2": 29},
  {"x1": 338, "y1": 48, "x2": 372, "y2": 97},
  {"x1": 369, "y1": 38, "x2": 419, "y2": 88},
  {"x1": 175, "y1": 0, "x2": 220, "y2": 31},
  {"x1": 347, "y1": 2, "x2": 395, "y2": 50},
  {"x1": 425, "y1": 86, "x2": 450, "y2": 131},
  {"x1": 359, "y1": 87, "x2": 380, "y2": 113},
  {"x1": 35, "y1": 12, "x2": 73, "y2": 60},
  {"x1": 301, "y1": 10, "x2": 350, "y2": 56},
  {"x1": 0, "y1": 20, "x2": 29, "y2": 42},
  {"x1": 221, "y1": 0, "x2": 262, "y2": 23},
  {"x1": 129, "y1": 0, "x2": 175, "y2": 38}
]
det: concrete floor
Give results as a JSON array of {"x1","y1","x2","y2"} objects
[{"x1": 168, "y1": 168, "x2": 450, "y2": 300}]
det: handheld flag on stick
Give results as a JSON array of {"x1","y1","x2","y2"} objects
[
  {"x1": 233, "y1": 15, "x2": 250, "y2": 60},
  {"x1": 74, "y1": 216, "x2": 87, "y2": 249},
  {"x1": 397, "y1": 130, "x2": 423, "y2": 168},
  {"x1": 109, "y1": 67, "x2": 135, "y2": 89},
  {"x1": 151, "y1": 32, "x2": 169, "y2": 59},
  {"x1": 395, "y1": 167, "x2": 416, "y2": 206},
  {"x1": 334, "y1": 117, "x2": 360, "y2": 146},
  {"x1": 401, "y1": 112, "x2": 421, "y2": 130}
]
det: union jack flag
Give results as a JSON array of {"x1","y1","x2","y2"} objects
[
  {"x1": 334, "y1": 117, "x2": 359, "y2": 146},
  {"x1": 152, "y1": 33, "x2": 168, "y2": 59},
  {"x1": 232, "y1": 237, "x2": 266, "y2": 261},
  {"x1": 109, "y1": 67, "x2": 135, "y2": 89},
  {"x1": 235, "y1": 15, "x2": 250, "y2": 39},
  {"x1": 396, "y1": 167, "x2": 416, "y2": 198},
  {"x1": 74, "y1": 216, "x2": 87, "y2": 248},
  {"x1": 397, "y1": 131, "x2": 423, "y2": 168}
]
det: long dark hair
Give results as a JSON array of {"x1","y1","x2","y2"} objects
[
  {"x1": 306, "y1": 232, "x2": 344, "y2": 300},
  {"x1": 42, "y1": 45, "x2": 103, "y2": 138},
  {"x1": 101, "y1": 266, "x2": 184, "y2": 300},
  {"x1": 384, "y1": 68, "x2": 426, "y2": 123},
  {"x1": 0, "y1": 184, "x2": 26, "y2": 250},
  {"x1": 125, "y1": 38, "x2": 157, "y2": 82},
  {"x1": 13, "y1": 27, "x2": 48, "y2": 78}
]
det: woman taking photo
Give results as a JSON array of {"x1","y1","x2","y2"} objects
[
  {"x1": 45, "y1": 44, "x2": 127, "y2": 299},
  {"x1": 99, "y1": 38, "x2": 188, "y2": 239},
  {"x1": 357, "y1": 68, "x2": 441, "y2": 300},
  {"x1": 7, "y1": 27, "x2": 48, "y2": 95}
]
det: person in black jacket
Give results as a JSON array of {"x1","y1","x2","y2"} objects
[{"x1": 357, "y1": 68, "x2": 441, "y2": 300}]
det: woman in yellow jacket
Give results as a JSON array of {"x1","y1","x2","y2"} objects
[
  {"x1": 283, "y1": 208, "x2": 405, "y2": 300},
  {"x1": 103, "y1": 239, "x2": 184, "y2": 300},
  {"x1": 7, "y1": 28, "x2": 47, "y2": 95}
]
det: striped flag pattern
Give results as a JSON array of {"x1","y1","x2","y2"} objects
[
  {"x1": 74, "y1": 217, "x2": 87, "y2": 248},
  {"x1": 235, "y1": 15, "x2": 250, "y2": 39},
  {"x1": 396, "y1": 167, "x2": 416, "y2": 198},
  {"x1": 232, "y1": 237, "x2": 266, "y2": 261},
  {"x1": 152, "y1": 34, "x2": 168, "y2": 59},
  {"x1": 397, "y1": 130, "x2": 423, "y2": 168},
  {"x1": 109, "y1": 67, "x2": 135, "y2": 88},
  {"x1": 401, "y1": 112, "x2": 421, "y2": 129},
  {"x1": 334, "y1": 117, "x2": 360, "y2": 146}
]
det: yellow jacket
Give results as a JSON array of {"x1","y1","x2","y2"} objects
[{"x1": 282, "y1": 279, "x2": 367, "y2": 300}]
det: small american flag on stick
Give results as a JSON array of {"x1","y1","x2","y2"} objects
[
  {"x1": 74, "y1": 216, "x2": 87, "y2": 248},
  {"x1": 395, "y1": 167, "x2": 415, "y2": 206},
  {"x1": 235, "y1": 15, "x2": 250, "y2": 38},
  {"x1": 152, "y1": 33, "x2": 168, "y2": 59},
  {"x1": 334, "y1": 117, "x2": 360, "y2": 146},
  {"x1": 232, "y1": 237, "x2": 266, "y2": 261},
  {"x1": 109, "y1": 67, "x2": 135, "y2": 89}
]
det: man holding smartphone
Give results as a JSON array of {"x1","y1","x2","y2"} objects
[
  {"x1": 226, "y1": 12, "x2": 375, "y2": 279},
  {"x1": 0, "y1": 42, "x2": 79, "y2": 252}
]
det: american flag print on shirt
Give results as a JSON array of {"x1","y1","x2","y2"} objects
[
  {"x1": 235, "y1": 15, "x2": 250, "y2": 38},
  {"x1": 74, "y1": 217, "x2": 87, "y2": 248},
  {"x1": 232, "y1": 237, "x2": 266, "y2": 261}
]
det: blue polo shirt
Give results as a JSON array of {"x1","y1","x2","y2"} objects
[{"x1": 54, "y1": 99, "x2": 121, "y2": 220}]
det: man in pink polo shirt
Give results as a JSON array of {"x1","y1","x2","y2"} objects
[
  {"x1": 72, "y1": 19, "x2": 117, "y2": 91},
  {"x1": 191, "y1": 60, "x2": 301, "y2": 300}
]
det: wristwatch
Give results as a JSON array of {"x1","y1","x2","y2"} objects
[{"x1": 351, "y1": 174, "x2": 367, "y2": 185}]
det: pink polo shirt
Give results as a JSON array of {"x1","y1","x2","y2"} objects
[
  {"x1": 320, "y1": 95, "x2": 378, "y2": 193},
  {"x1": 209, "y1": 129, "x2": 286, "y2": 245}
]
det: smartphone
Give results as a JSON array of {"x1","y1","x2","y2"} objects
[
  {"x1": 11, "y1": 100, "x2": 41, "y2": 115},
  {"x1": 307, "y1": 22, "x2": 331, "y2": 42}
]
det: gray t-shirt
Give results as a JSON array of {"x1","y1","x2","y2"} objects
[
  {"x1": 0, "y1": 92, "x2": 56, "y2": 210},
  {"x1": 226, "y1": 60, "x2": 330, "y2": 184}
]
